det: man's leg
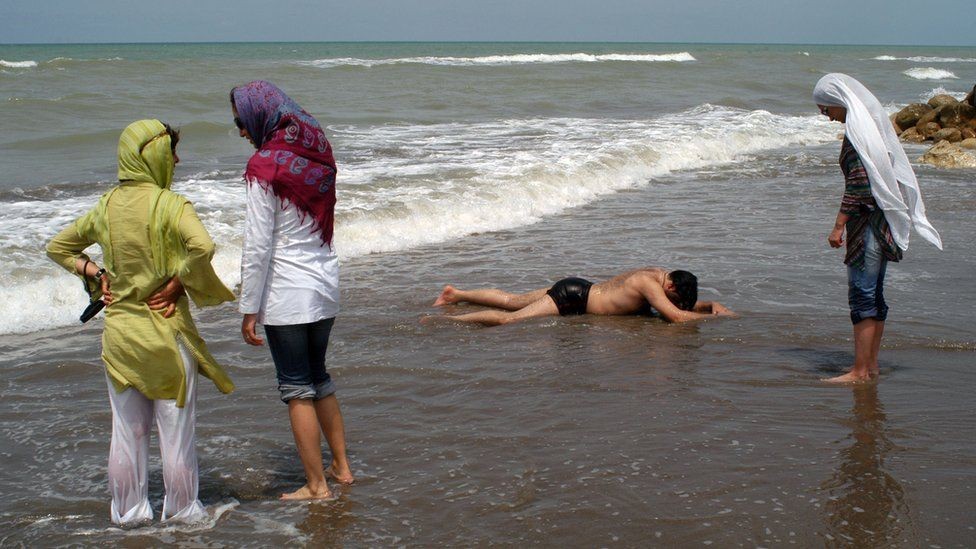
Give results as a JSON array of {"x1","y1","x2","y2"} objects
[
  {"x1": 434, "y1": 285, "x2": 549, "y2": 310},
  {"x1": 449, "y1": 294, "x2": 560, "y2": 326},
  {"x1": 106, "y1": 378, "x2": 154, "y2": 525},
  {"x1": 156, "y1": 344, "x2": 206, "y2": 523}
]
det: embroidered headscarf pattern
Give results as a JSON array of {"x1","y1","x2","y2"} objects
[{"x1": 232, "y1": 80, "x2": 338, "y2": 246}]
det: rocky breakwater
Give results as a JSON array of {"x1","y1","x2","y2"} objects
[{"x1": 893, "y1": 87, "x2": 976, "y2": 168}]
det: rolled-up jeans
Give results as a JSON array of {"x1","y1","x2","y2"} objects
[
  {"x1": 264, "y1": 317, "x2": 337, "y2": 402},
  {"x1": 847, "y1": 229, "x2": 889, "y2": 325}
]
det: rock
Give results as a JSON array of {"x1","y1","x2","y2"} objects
[
  {"x1": 890, "y1": 113, "x2": 902, "y2": 133},
  {"x1": 895, "y1": 103, "x2": 933, "y2": 129},
  {"x1": 962, "y1": 129, "x2": 976, "y2": 140},
  {"x1": 932, "y1": 128, "x2": 962, "y2": 143},
  {"x1": 960, "y1": 137, "x2": 976, "y2": 150},
  {"x1": 937, "y1": 103, "x2": 976, "y2": 130},
  {"x1": 918, "y1": 140, "x2": 976, "y2": 168},
  {"x1": 900, "y1": 127, "x2": 926, "y2": 143},
  {"x1": 915, "y1": 108, "x2": 941, "y2": 133},
  {"x1": 918, "y1": 121, "x2": 942, "y2": 139},
  {"x1": 928, "y1": 94, "x2": 958, "y2": 109}
]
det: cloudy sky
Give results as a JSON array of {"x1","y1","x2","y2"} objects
[{"x1": 2, "y1": 0, "x2": 974, "y2": 46}]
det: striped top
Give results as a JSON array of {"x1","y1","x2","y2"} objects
[{"x1": 839, "y1": 137, "x2": 902, "y2": 269}]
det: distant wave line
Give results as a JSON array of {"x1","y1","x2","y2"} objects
[
  {"x1": 1, "y1": 57, "x2": 125, "y2": 69},
  {"x1": 298, "y1": 52, "x2": 696, "y2": 68},
  {"x1": 874, "y1": 55, "x2": 976, "y2": 63},
  {"x1": 0, "y1": 59, "x2": 38, "y2": 68}
]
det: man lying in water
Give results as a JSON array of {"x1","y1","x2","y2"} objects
[{"x1": 433, "y1": 267, "x2": 735, "y2": 325}]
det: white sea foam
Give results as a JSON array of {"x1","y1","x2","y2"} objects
[
  {"x1": 921, "y1": 87, "x2": 969, "y2": 102},
  {"x1": 0, "y1": 59, "x2": 38, "y2": 68},
  {"x1": 299, "y1": 52, "x2": 696, "y2": 68},
  {"x1": 2, "y1": 105, "x2": 837, "y2": 335},
  {"x1": 47, "y1": 56, "x2": 124, "y2": 64},
  {"x1": 874, "y1": 55, "x2": 976, "y2": 63},
  {"x1": 903, "y1": 68, "x2": 958, "y2": 80}
]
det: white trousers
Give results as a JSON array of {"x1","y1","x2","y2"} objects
[{"x1": 106, "y1": 343, "x2": 206, "y2": 525}]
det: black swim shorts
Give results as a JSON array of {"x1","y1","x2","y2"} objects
[{"x1": 546, "y1": 277, "x2": 593, "y2": 316}]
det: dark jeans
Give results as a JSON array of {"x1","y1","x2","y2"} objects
[{"x1": 264, "y1": 317, "x2": 336, "y2": 403}]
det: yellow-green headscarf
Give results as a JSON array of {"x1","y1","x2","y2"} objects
[
  {"x1": 117, "y1": 119, "x2": 175, "y2": 188},
  {"x1": 77, "y1": 119, "x2": 188, "y2": 277}
]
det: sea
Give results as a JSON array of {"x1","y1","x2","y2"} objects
[{"x1": 0, "y1": 42, "x2": 974, "y2": 546}]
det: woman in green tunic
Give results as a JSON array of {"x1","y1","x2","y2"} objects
[{"x1": 46, "y1": 120, "x2": 235, "y2": 525}]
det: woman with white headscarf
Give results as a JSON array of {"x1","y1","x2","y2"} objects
[{"x1": 813, "y1": 73, "x2": 942, "y2": 383}]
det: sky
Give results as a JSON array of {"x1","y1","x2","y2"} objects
[{"x1": 2, "y1": 0, "x2": 974, "y2": 46}]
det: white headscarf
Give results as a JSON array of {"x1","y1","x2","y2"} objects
[{"x1": 813, "y1": 73, "x2": 942, "y2": 251}]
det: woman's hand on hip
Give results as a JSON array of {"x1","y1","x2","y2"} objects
[
  {"x1": 242, "y1": 313, "x2": 265, "y2": 346},
  {"x1": 146, "y1": 276, "x2": 185, "y2": 318},
  {"x1": 100, "y1": 275, "x2": 114, "y2": 306}
]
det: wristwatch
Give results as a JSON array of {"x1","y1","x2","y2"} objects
[{"x1": 93, "y1": 268, "x2": 106, "y2": 281}]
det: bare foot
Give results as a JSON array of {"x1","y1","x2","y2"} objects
[
  {"x1": 433, "y1": 285, "x2": 459, "y2": 307},
  {"x1": 325, "y1": 465, "x2": 355, "y2": 485},
  {"x1": 280, "y1": 483, "x2": 333, "y2": 500},
  {"x1": 823, "y1": 370, "x2": 875, "y2": 384}
]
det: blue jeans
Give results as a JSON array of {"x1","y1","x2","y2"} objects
[
  {"x1": 264, "y1": 318, "x2": 337, "y2": 403},
  {"x1": 847, "y1": 229, "x2": 889, "y2": 325}
]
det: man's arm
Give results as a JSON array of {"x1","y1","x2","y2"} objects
[
  {"x1": 692, "y1": 301, "x2": 736, "y2": 316},
  {"x1": 641, "y1": 281, "x2": 721, "y2": 323}
]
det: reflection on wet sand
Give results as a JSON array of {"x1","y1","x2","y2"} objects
[{"x1": 821, "y1": 385, "x2": 917, "y2": 547}]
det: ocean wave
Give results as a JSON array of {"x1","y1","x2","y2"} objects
[
  {"x1": 903, "y1": 68, "x2": 958, "y2": 80},
  {"x1": 46, "y1": 56, "x2": 124, "y2": 66},
  {"x1": 921, "y1": 87, "x2": 970, "y2": 102},
  {"x1": 0, "y1": 59, "x2": 38, "y2": 68},
  {"x1": 298, "y1": 52, "x2": 696, "y2": 68},
  {"x1": 0, "y1": 105, "x2": 836, "y2": 335},
  {"x1": 874, "y1": 55, "x2": 976, "y2": 63}
]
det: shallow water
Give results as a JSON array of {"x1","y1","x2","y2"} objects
[
  {"x1": 1, "y1": 42, "x2": 975, "y2": 546},
  {"x1": 3, "y1": 151, "x2": 975, "y2": 546}
]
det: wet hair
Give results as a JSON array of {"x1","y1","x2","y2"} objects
[{"x1": 668, "y1": 270, "x2": 698, "y2": 311}]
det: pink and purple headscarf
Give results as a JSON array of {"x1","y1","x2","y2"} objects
[{"x1": 231, "y1": 80, "x2": 337, "y2": 246}]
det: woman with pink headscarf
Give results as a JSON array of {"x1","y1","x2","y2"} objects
[{"x1": 231, "y1": 80, "x2": 353, "y2": 499}]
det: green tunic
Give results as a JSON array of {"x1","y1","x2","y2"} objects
[
  {"x1": 47, "y1": 183, "x2": 235, "y2": 406},
  {"x1": 46, "y1": 119, "x2": 235, "y2": 407}
]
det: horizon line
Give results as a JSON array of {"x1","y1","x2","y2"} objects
[{"x1": 3, "y1": 40, "x2": 976, "y2": 48}]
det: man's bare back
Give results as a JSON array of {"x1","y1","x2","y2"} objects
[
  {"x1": 586, "y1": 267, "x2": 669, "y2": 315},
  {"x1": 433, "y1": 267, "x2": 734, "y2": 326}
]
